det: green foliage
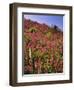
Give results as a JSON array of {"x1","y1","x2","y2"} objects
[
  {"x1": 32, "y1": 49, "x2": 43, "y2": 59},
  {"x1": 29, "y1": 27, "x2": 37, "y2": 33},
  {"x1": 24, "y1": 33, "x2": 31, "y2": 43},
  {"x1": 45, "y1": 31, "x2": 52, "y2": 39},
  {"x1": 48, "y1": 65, "x2": 52, "y2": 73}
]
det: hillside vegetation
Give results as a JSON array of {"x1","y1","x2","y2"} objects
[{"x1": 24, "y1": 19, "x2": 63, "y2": 74}]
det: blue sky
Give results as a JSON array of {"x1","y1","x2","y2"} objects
[{"x1": 24, "y1": 14, "x2": 63, "y2": 31}]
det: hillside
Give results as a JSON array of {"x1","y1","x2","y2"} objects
[{"x1": 24, "y1": 19, "x2": 63, "y2": 74}]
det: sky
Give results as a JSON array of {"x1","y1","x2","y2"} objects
[{"x1": 24, "y1": 14, "x2": 63, "y2": 31}]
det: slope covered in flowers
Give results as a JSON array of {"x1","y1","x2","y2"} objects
[{"x1": 24, "y1": 19, "x2": 63, "y2": 74}]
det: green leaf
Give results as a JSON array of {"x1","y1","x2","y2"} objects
[
  {"x1": 46, "y1": 31, "x2": 52, "y2": 39},
  {"x1": 29, "y1": 27, "x2": 37, "y2": 33}
]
